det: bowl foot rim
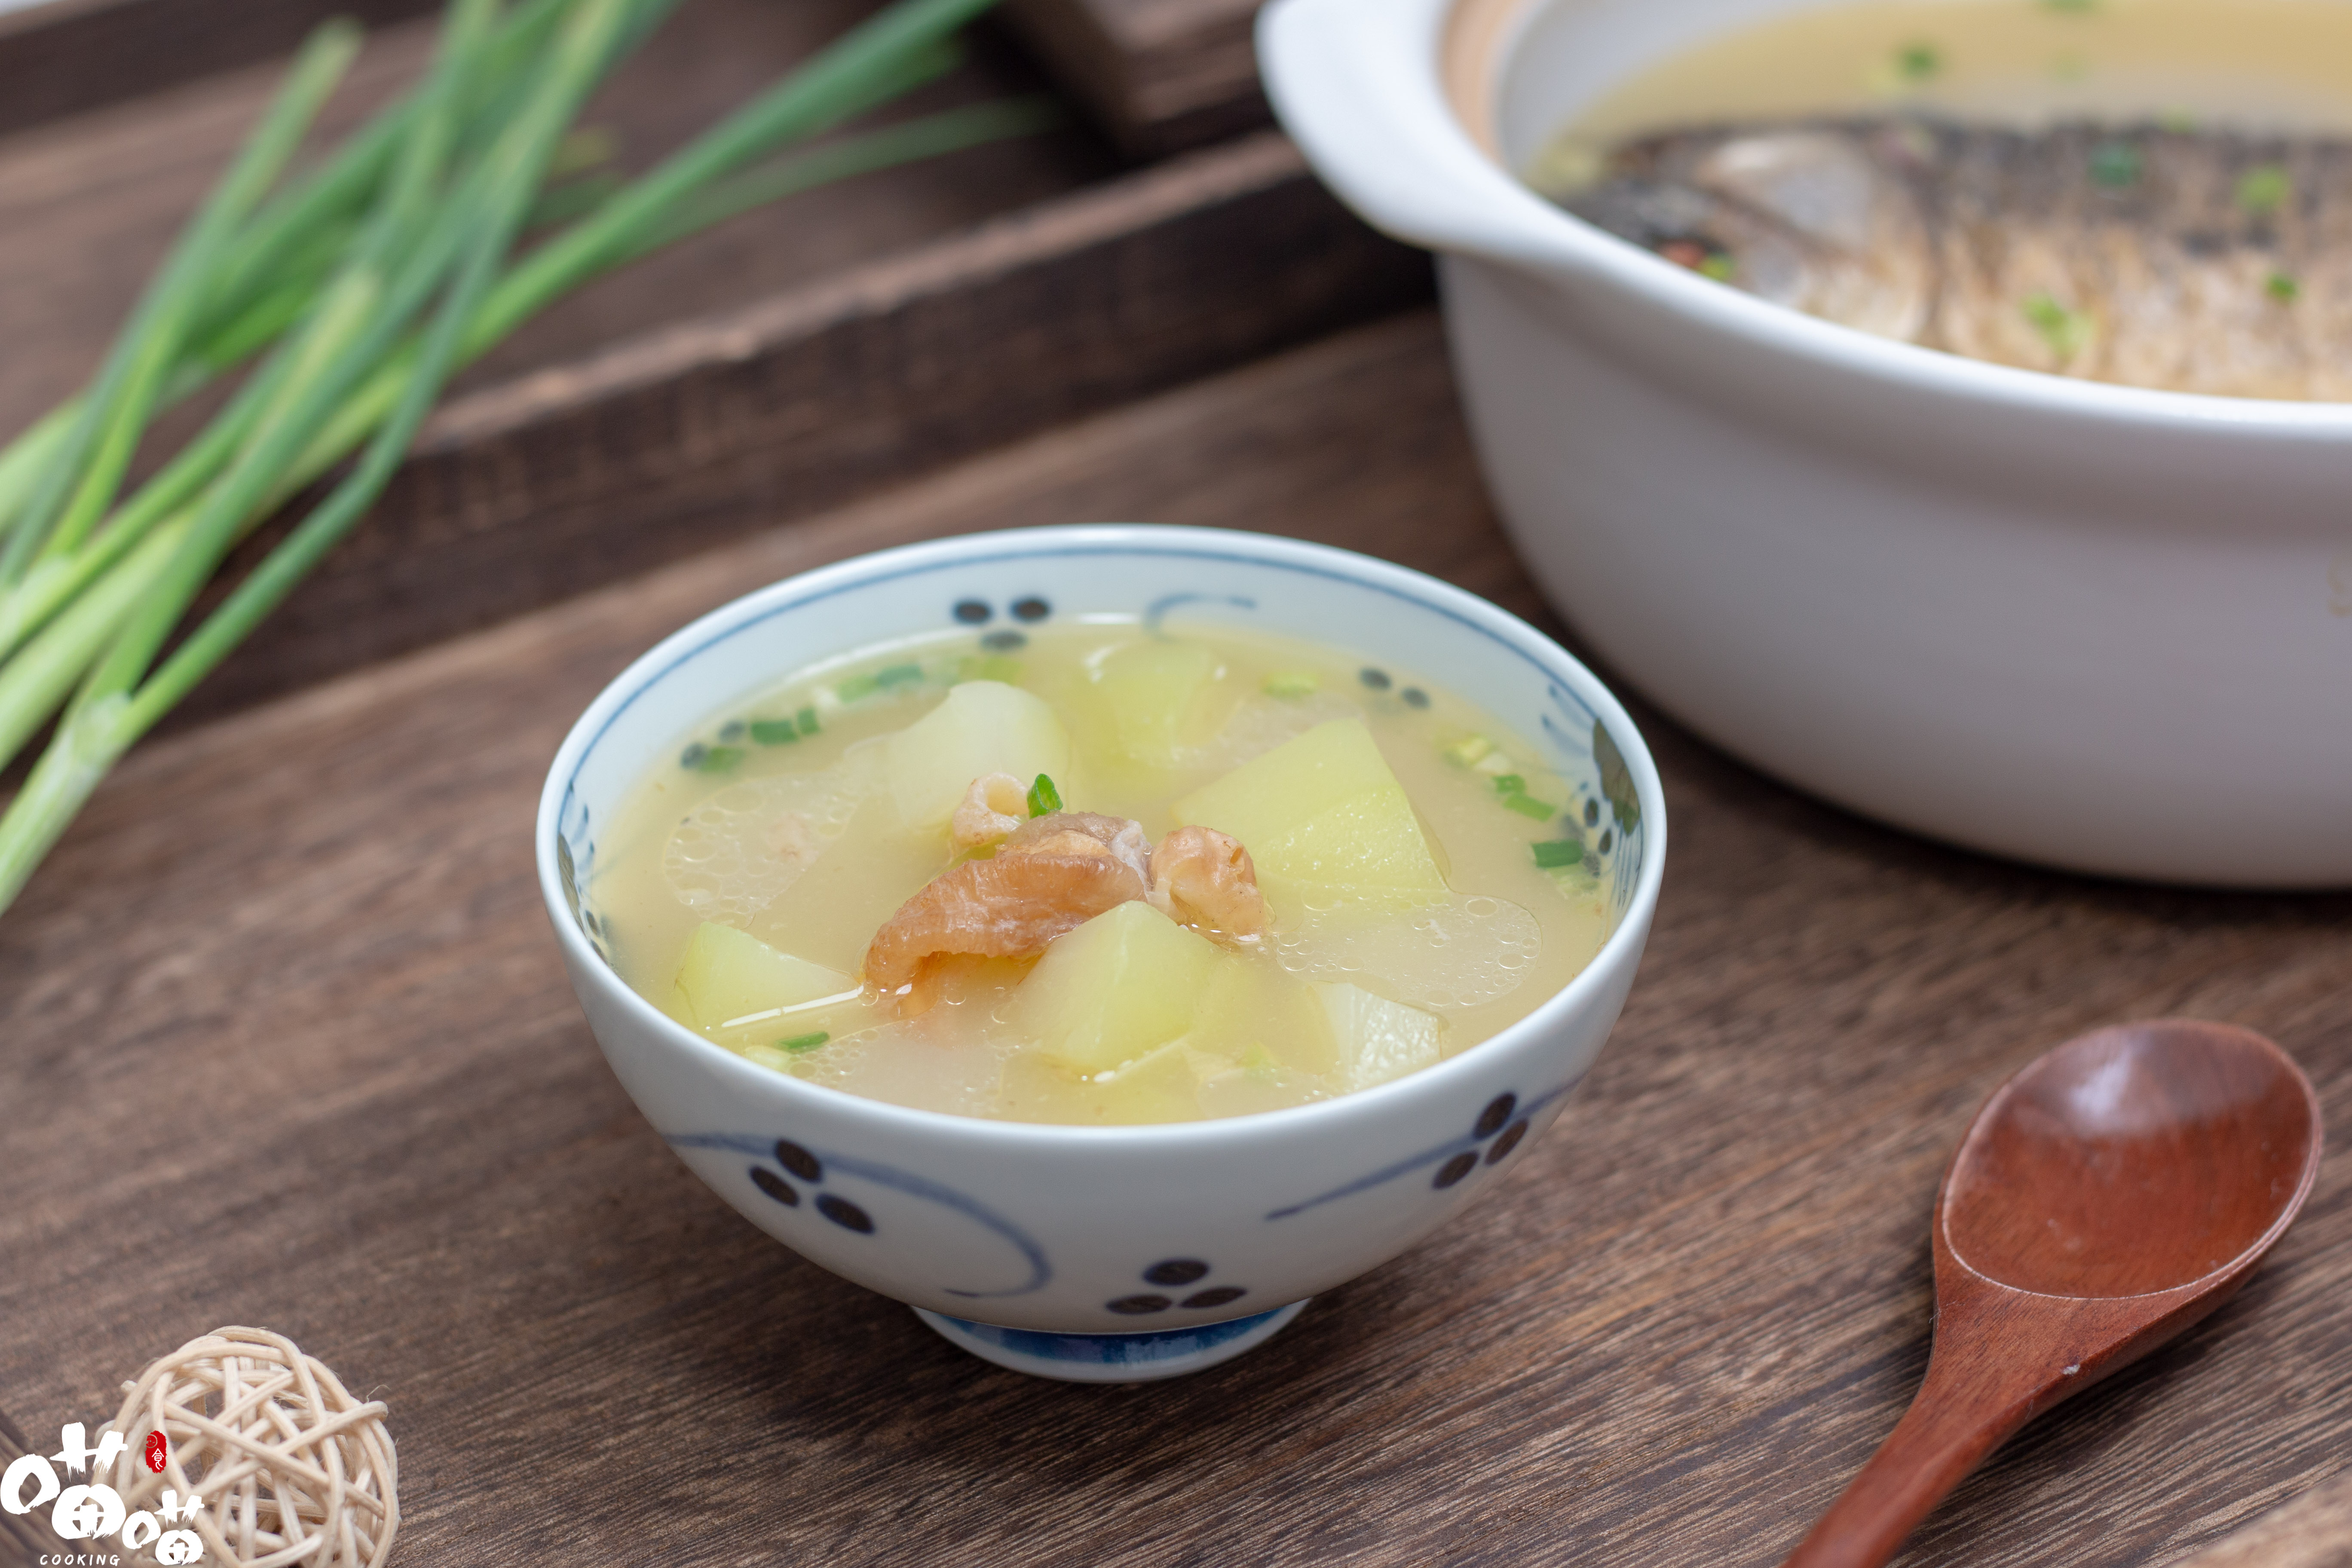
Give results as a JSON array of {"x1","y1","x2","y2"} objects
[{"x1": 913, "y1": 1300, "x2": 1311, "y2": 1383}]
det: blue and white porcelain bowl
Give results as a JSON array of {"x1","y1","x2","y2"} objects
[{"x1": 535, "y1": 525, "x2": 1666, "y2": 1380}]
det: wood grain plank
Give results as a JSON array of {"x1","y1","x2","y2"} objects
[
  {"x1": 1003, "y1": 0, "x2": 1265, "y2": 155},
  {"x1": 0, "y1": 314, "x2": 2347, "y2": 1568},
  {"x1": 0, "y1": 0, "x2": 441, "y2": 143},
  {"x1": 2169, "y1": 1470, "x2": 2352, "y2": 1568}
]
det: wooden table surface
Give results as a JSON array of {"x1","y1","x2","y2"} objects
[{"x1": 2, "y1": 312, "x2": 2346, "y2": 1566}]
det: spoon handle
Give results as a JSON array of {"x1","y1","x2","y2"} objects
[{"x1": 1779, "y1": 1337, "x2": 2037, "y2": 1568}]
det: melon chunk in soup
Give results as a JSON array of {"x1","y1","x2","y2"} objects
[
  {"x1": 1188, "y1": 951, "x2": 1338, "y2": 1078},
  {"x1": 1008, "y1": 900, "x2": 1221, "y2": 1074},
  {"x1": 885, "y1": 680, "x2": 1070, "y2": 829},
  {"x1": 1317, "y1": 982, "x2": 1443, "y2": 1091},
  {"x1": 1090, "y1": 639, "x2": 1226, "y2": 765},
  {"x1": 674, "y1": 921, "x2": 852, "y2": 1031},
  {"x1": 1174, "y1": 718, "x2": 1446, "y2": 914}
]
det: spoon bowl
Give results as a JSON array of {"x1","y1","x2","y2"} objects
[
  {"x1": 1944, "y1": 1022, "x2": 2321, "y2": 1300},
  {"x1": 1786, "y1": 1020, "x2": 2323, "y2": 1568}
]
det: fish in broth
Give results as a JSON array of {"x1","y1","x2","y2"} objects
[
  {"x1": 595, "y1": 624, "x2": 1614, "y2": 1125},
  {"x1": 1532, "y1": 0, "x2": 2352, "y2": 399}
]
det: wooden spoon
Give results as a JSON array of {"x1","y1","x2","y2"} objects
[{"x1": 1784, "y1": 1019, "x2": 2324, "y2": 1568}]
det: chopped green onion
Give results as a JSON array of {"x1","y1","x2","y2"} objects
[
  {"x1": 1491, "y1": 774, "x2": 1526, "y2": 796},
  {"x1": 1697, "y1": 252, "x2": 1736, "y2": 283},
  {"x1": 2267, "y1": 271, "x2": 2301, "y2": 303},
  {"x1": 692, "y1": 744, "x2": 744, "y2": 773},
  {"x1": 778, "y1": 1031, "x2": 830, "y2": 1053},
  {"x1": 1504, "y1": 793, "x2": 1558, "y2": 822},
  {"x1": 1895, "y1": 42, "x2": 1942, "y2": 82},
  {"x1": 836, "y1": 672, "x2": 878, "y2": 701},
  {"x1": 2042, "y1": 0, "x2": 2098, "y2": 11},
  {"x1": 1442, "y1": 734, "x2": 1494, "y2": 767},
  {"x1": 2021, "y1": 292, "x2": 2095, "y2": 360},
  {"x1": 1026, "y1": 773, "x2": 1061, "y2": 816},
  {"x1": 2088, "y1": 141, "x2": 2141, "y2": 189},
  {"x1": 875, "y1": 662, "x2": 922, "y2": 687},
  {"x1": 1262, "y1": 671, "x2": 1319, "y2": 699},
  {"x1": 796, "y1": 705, "x2": 821, "y2": 736},
  {"x1": 954, "y1": 653, "x2": 1022, "y2": 684},
  {"x1": 2237, "y1": 164, "x2": 2291, "y2": 215},
  {"x1": 1531, "y1": 840, "x2": 1586, "y2": 870},
  {"x1": 750, "y1": 718, "x2": 800, "y2": 744}
]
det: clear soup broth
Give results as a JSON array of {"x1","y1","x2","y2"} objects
[{"x1": 595, "y1": 622, "x2": 1614, "y2": 1125}]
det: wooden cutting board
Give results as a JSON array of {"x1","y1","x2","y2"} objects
[
  {"x1": 1003, "y1": 0, "x2": 1265, "y2": 154},
  {"x1": 1, "y1": 314, "x2": 2346, "y2": 1567}
]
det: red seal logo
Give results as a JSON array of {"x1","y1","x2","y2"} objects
[{"x1": 144, "y1": 1430, "x2": 168, "y2": 1473}]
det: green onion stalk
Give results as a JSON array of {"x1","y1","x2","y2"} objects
[{"x1": 0, "y1": 0, "x2": 1054, "y2": 913}]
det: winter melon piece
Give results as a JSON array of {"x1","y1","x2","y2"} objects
[
  {"x1": 1316, "y1": 982, "x2": 1443, "y2": 1091},
  {"x1": 1008, "y1": 900, "x2": 1220, "y2": 1074},
  {"x1": 675, "y1": 922, "x2": 854, "y2": 1032},
  {"x1": 1172, "y1": 718, "x2": 1446, "y2": 914},
  {"x1": 1091, "y1": 639, "x2": 1225, "y2": 765},
  {"x1": 1187, "y1": 952, "x2": 1338, "y2": 1078},
  {"x1": 885, "y1": 681, "x2": 1071, "y2": 830}
]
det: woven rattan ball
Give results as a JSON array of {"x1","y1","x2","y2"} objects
[{"x1": 102, "y1": 1326, "x2": 398, "y2": 1568}]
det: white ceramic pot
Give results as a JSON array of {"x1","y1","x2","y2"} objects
[
  {"x1": 536, "y1": 525, "x2": 1666, "y2": 1379},
  {"x1": 1260, "y1": 0, "x2": 2352, "y2": 887}
]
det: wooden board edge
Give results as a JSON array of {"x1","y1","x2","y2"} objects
[
  {"x1": 999, "y1": 0, "x2": 1268, "y2": 156},
  {"x1": 0, "y1": 0, "x2": 441, "y2": 143}
]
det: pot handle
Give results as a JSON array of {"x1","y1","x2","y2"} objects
[{"x1": 1256, "y1": 0, "x2": 1590, "y2": 275}]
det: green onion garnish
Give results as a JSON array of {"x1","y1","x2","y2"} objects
[
  {"x1": 2267, "y1": 271, "x2": 2301, "y2": 303},
  {"x1": 1026, "y1": 773, "x2": 1062, "y2": 816},
  {"x1": 2042, "y1": 0, "x2": 2098, "y2": 11},
  {"x1": 1504, "y1": 793, "x2": 1557, "y2": 822},
  {"x1": 1442, "y1": 735, "x2": 1494, "y2": 767},
  {"x1": 1491, "y1": 774, "x2": 1526, "y2": 796},
  {"x1": 692, "y1": 744, "x2": 744, "y2": 773},
  {"x1": 796, "y1": 705, "x2": 820, "y2": 736},
  {"x1": 837, "y1": 672, "x2": 878, "y2": 702},
  {"x1": 1895, "y1": 42, "x2": 1942, "y2": 83},
  {"x1": 750, "y1": 718, "x2": 800, "y2": 745},
  {"x1": 2022, "y1": 293, "x2": 2094, "y2": 360},
  {"x1": 778, "y1": 1031, "x2": 830, "y2": 1053},
  {"x1": 1262, "y1": 671, "x2": 1319, "y2": 699},
  {"x1": 1531, "y1": 840, "x2": 1586, "y2": 870},
  {"x1": 1697, "y1": 252, "x2": 1736, "y2": 283},
  {"x1": 2088, "y1": 142, "x2": 2141, "y2": 189},
  {"x1": 2237, "y1": 164, "x2": 2291, "y2": 215},
  {"x1": 955, "y1": 653, "x2": 1022, "y2": 684},
  {"x1": 876, "y1": 662, "x2": 922, "y2": 687}
]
